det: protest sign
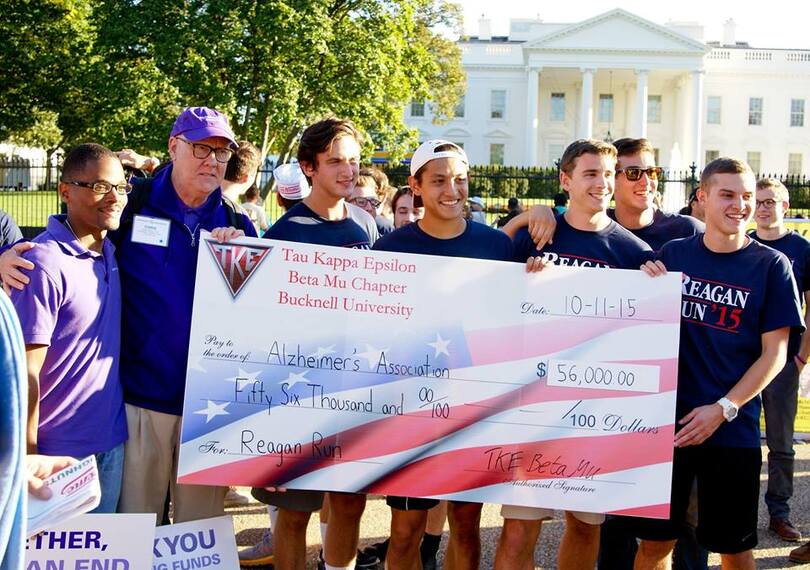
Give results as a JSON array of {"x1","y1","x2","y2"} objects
[
  {"x1": 25, "y1": 513, "x2": 155, "y2": 570},
  {"x1": 152, "y1": 516, "x2": 238, "y2": 570}
]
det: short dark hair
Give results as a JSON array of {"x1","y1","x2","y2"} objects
[
  {"x1": 391, "y1": 186, "x2": 414, "y2": 211},
  {"x1": 507, "y1": 197, "x2": 520, "y2": 210},
  {"x1": 756, "y1": 178, "x2": 790, "y2": 202},
  {"x1": 359, "y1": 166, "x2": 388, "y2": 192},
  {"x1": 355, "y1": 174, "x2": 376, "y2": 191},
  {"x1": 553, "y1": 192, "x2": 568, "y2": 207},
  {"x1": 244, "y1": 185, "x2": 259, "y2": 201},
  {"x1": 559, "y1": 139, "x2": 617, "y2": 175},
  {"x1": 276, "y1": 193, "x2": 302, "y2": 211},
  {"x1": 225, "y1": 140, "x2": 261, "y2": 182},
  {"x1": 61, "y1": 143, "x2": 119, "y2": 181},
  {"x1": 613, "y1": 137, "x2": 655, "y2": 159},
  {"x1": 700, "y1": 157, "x2": 754, "y2": 188},
  {"x1": 297, "y1": 117, "x2": 363, "y2": 170}
]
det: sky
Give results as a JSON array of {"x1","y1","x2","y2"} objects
[{"x1": 456, "y1": 0, "x2": 810, "y2": 49}]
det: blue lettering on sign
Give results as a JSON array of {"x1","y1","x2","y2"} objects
[
  {"x1": 153, "y1": 530, "x2": 217, "y2": 558},
  {"x1": 171, "y1": 554, "x2": 221, "y2": 569},
  {"x1": 74, "y1": 559, "x2": 129, "y2": 569},
  {"x1": 26, "y1": 561, "x2": 65, "y2": 570}
]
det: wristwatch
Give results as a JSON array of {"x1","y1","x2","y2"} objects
[{"x1": 716, "y1": 397, "x2": 738, "y2": 422}]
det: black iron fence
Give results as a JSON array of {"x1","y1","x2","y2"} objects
[
  {"x1": 3, "y1": 159, "x2": 810, "y2": 237},
  {"x1": 0, "y1": 159, "x2": 62, "y2": 238}
]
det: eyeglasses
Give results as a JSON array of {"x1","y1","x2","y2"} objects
[
  {"x1": 616, "y1": 167, "x2": 664, "y2": 181},
  {"x1": 63, "y1": 180, "x2": 133, "y2": 195},
  {"x1": 756, "y1": 199, "x2": 778, "y2": 209},
  {"x1": 176, "y1": 137, "x2": 234, "y2": 163},
  {"x1": 349, "y1": 197, "x2": 381, "y2": 209}
]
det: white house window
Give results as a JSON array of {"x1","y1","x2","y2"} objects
[
  {"x1": 490, "y1": 143, "x2": 505, "y2": 165},
  {"x1": 490, "y1": 90, "x2": 506, "y2": 119},
  {"x1": 705, "y1": 150, "x2": 720, "y2": 164},
  {"x1": 748, "y1": 97, "x2": 763, "y2": 126},
  {"x1": 550, "y1": 93, "x2": 565, "y2": 122},
  {"x1": 788, "y1": 153, "x2": 803, "y2": 176},
  {"x1": 706, "y1": 96, "x2": 722, "y2": 125},
  {"x1": 454, "y1": 95, "x2": 465, "y2": 119},
  {"x1": 548, "y1": 144, "x2": 564, "y2": 166},
  {"x1": 598, "y1": 94, "x2": 614, "y2": 123},
  {"x1": 647, "y1": 95, "x2": 662, "y2": 124},
  {"x1": 791, "y1": 99, "x2": 804, "y2": 127},
  {"x1": 746, "y1": 151, "x2": 761, "y2": 173},
  {"x1": 410, "y1": 100, "x2": 425, "y2": 117}
]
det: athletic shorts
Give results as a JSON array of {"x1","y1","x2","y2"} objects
[
  {"x1": 386, "y1": 496, "x2": 440, "y2": 511},
  {"x1": 251, "y1": 487, "x2": 324, "y2": 513},
  {"x1": 631, "y1": 444, "x2": 761, "y2": 554},
  {"x1": 500, "y1": 505, "x2": 605, "y2": 525}
]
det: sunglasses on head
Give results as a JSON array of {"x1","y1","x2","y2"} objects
[{"x1": 616, "y1": 166, "x2": 664, "y2": 181}]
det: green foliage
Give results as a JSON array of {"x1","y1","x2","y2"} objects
[
  {"x1": 383, "y1": 164, "x2": 562, "y2": 198},
  {"x1": 2, "y1": 0, "x2": 465, "y2": 164}
]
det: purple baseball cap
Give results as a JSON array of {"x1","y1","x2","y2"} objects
[{"x1": 170, "y1": 107, "x2": 237, "y2": 146}]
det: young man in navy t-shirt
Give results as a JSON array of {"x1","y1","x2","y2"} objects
[
  {"x1": 374, "y1": 139, "x2": 513, "y2": 570},
  {"x1": 497, "y1": 139, "x2": 653, "y2": 570},
  {"x1": 504, "y1": 137, "x2": 703, "y2": 254},
  {"x1": 749, "y1": 178, "x2": 810, "y2": 544},
  {"x1": 262, "y1": 118, "x2": 377, "y2": 570},
  {"x1": 634, "y1": 159, "x2": 803, "y2": 569},
  {"x1": 608, "y1": 138, "x2": 704, "y2": 251}
]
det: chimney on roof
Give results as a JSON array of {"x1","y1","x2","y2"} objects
[
  {"x1": 723, "y1": 19, "x2": 736, "y2": 46},
  {"x1": 478, "y1": 15, "x2": 492, "y2": 41}
]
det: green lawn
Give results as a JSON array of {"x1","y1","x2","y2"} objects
[
  {"x1": 0, "y1": 191, "x2": 60, "y2": 228},
  {"x1": 0, "y1": 191, "x2": 557, "y2": 231}
]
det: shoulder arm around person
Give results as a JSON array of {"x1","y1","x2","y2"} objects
[{"x1": 500, "y1": 205, "x2": 556, "y2": 249}]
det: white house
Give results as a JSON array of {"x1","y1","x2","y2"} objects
[{"x1": 405, "y1": 8, "x2": 810, "y2": 175}]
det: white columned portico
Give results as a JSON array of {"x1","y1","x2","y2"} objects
[
  {"x1": 634, "y1": 69, "x2": 649, "y2": 138},
  {"x1": 526, "y1": 67, "x2": 540, "y2": 167},
  {"x1": 691, "y1": 70, "x2": 705, "y2": 168},
  {"x1": 579, "y1": 68, "x2": 595, "y2": 139}
]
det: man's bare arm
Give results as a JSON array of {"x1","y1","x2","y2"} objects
[
  {"x1": 500, "y1": 205, "x2": 556, "y2": 248},
  {"x1": 25, "y1": 345, "x2": 48, "y2": 454},
  {"x1": 794, "y1": 290, "x2": 810, "y2": 371},
  {"x1": 675, "y1": 327, "x2": 789, "y2": 447}
]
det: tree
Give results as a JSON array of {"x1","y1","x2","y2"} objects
[
  {"x1": 101, "y1": 0, "x2": 465, "y2": 191},
  {"x1": 1, "y1": 0, "x2": 180, "y2": 156},
  {"x1": 2, "y1": 0, "x2": 465, "y2": 179}
]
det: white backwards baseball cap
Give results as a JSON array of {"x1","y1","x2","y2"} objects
[
  {"x1": 273, "y1": 163, "x2": 310, "y2": 200},
  {"x1": 409, "y1": 139, "x2": 469, "y2": 176}
]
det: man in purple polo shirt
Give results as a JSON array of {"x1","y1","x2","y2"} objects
[{"x1": 10, "y1": 143, "x2": 129, "y2": 513}]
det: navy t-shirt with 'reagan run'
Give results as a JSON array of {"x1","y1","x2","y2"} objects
[
  {"x1": 749, "y1": 229, "x2": 810, "y2": 357},
  {"x1": 264, "y1": 202, "x2": 378, "y2": 248},
  {"x1": 608, "y1": 208, "x2": 704, "y2": 252},
  {"x1": 373, "y1": 220, "x2": 514, "y2": 262},
  {"x1": 512, "y1": 214, "x2": 654, "y2": 269},
  {"x1": 659, "y1": 235, "x2": 804, "y2": 447}
]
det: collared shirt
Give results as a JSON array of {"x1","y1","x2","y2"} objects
[
  {"x1": 111, "y1": 166, "x2": 257, "y2": 415},
  {"x1": 10, "y1": 215, "x2": 127, "y2": 457}
]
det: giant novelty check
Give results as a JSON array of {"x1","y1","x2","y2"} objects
[{"x1": 178, "y1": 234, "x2": 682, "y2": 518}]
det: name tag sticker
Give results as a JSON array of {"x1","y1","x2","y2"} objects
[{"x1": 132, "y1": 215, "x2": 171, "y2": 247}]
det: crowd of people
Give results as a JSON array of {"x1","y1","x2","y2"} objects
[{"x1": 0, "y1": 104, "x2": 809, "y2": 570}]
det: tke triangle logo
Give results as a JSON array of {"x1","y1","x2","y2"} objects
[{"x1": 206, "y1": 240, "x2": 273, "y2": 298}]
